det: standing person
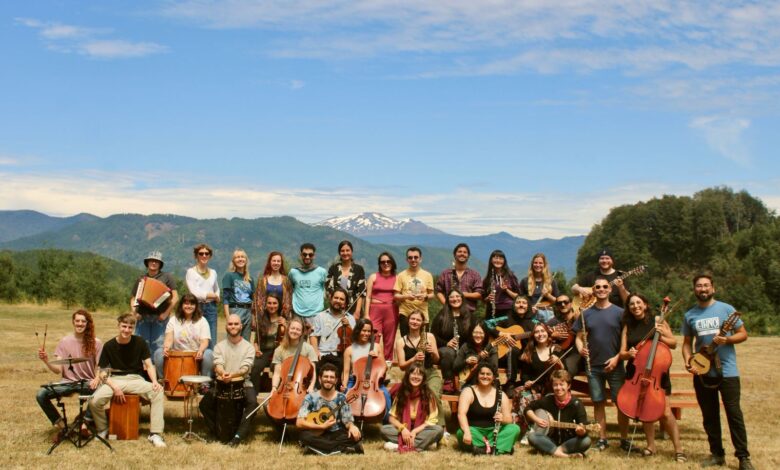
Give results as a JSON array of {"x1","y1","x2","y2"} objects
[
  {"x1": 481, "y1": 250, "x2": 520, "y2": 320},
  {"x1": 199, "y1": 314, "x2": 257, "y2": 447},
  {"x1": 130, "y1": 251, "x2": 178, "y2": 359},
  {"x1": 572, "y1": 276, "x2": 631, "y2": 452},
  {"x1": 525, "y1": 370, "x2": 591, "y2": 458},
  {"x1": 185, "y1": 243, "x2": 220, "y2": 349},
  {"x1": 435, "y1": 243, "x2": 483, "y2": 314},
  {"x1": 456, "y1": 362, "x2": 521, "y2": 455},
  {"x1": 309, "y1": 288, "x2": 356, "y2": 388},
  {"x1": 365, "y1": 252, "x2": 399, "y2": 362},
  {"x1": 154, "y1": 293, "x2": 214, "y2": 378},
  {"x1": 682, "y1": 274, "x2": 753, "y2": 470},
  {"x1": 619, "y1": 293, "x2": 685, "y2": 462},
  {"x1": 249, "y1": 293, "x2": 286, "y2": 392},
  {"x1": 326, "y1": 240, "x2": 366, "y2": 318},
  {"x1": 296, "y1": 363, "x2": 363, "y2": 455},
  {"x1": 546, "y1": 294, "x2": 582, "y2": 377},
  {"x1": 381, "y1": 364, "x2": 444, "y2": 453},
  {"x1": 222, "y1": 249, "x2": 255, "y2": 342},
  {"x1": 289, "y1": 243, "x2": 328, "y2": 321},
  {"x1": 253, "y1": 251, "x2": 293, "y2": 319},
  {"x1": 342, "y1": 318, "x2": 392, "y2": 421},
  {"x1": 519, "y1": 253, "x2": 560, "y2": 323},
  {"x1": 454, "y1": 323, "x2": 498, "y2": 388},
  {"x1": 572, "y1": 249, "x2": 630, "y2": 308},
  {"x1": 89, "y1": 313, "x2": 166, "y2": 448},
  {"x1": 393, "y1": 247, "x2": 434, "y2": 337},
  {"x1": 36, "y1": 310, "x2": 103, "y2": 434},
  {"x1": 430, "y1": 289, "x2": 476, "y2": 392}
]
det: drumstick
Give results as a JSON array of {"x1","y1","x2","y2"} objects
[
  {"x1": 43, "y1": 324, "x2": 48, "y2": 350},
  {"x1": 35, "y1": 331, "x2": 42, "y2": 349}
]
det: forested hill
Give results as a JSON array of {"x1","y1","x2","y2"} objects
[{"x1": 577, "y1": 187, "x2": 779, "y2": 334}]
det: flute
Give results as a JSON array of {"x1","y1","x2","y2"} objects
[{"x1": 581, "y1": 309, "x2": 592, "y2": 376}]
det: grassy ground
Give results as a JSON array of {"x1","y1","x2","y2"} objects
[{"x1": 1, "y1": 303, "x2": 776, "y2": 469}]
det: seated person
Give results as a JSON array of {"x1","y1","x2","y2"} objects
[
  {"x1": 37, "y1": 310, "x2": 103, "y2": 437},
  {"x1": 525, "y1": 370, "x2": 592, "y2": 458},
  {"x1": 153, "y1": 294, "x2": 213, "y2": 379},
  {"x1": 89, "y1": 313, "x2": 166, "y2": 447},
  {"x1": 456, "y1": 362, "x2": 520, "y2": 455},
  {"x1": 381, "y1": 364, "x2": 444, "y2": 452},
  {"x1": 271, "y1": 317, "x2": 317, "y2": 392},
  {"x1": 199, "y1": 314, "x2": 257, "y2": 446},
  {"x1": 453, "y1": 322, "x2": 498, "y2": 389},
  {"x1": 296, "y1": 363, "x2": 363, "y2": 455},
  {"x1": 341, "y1": 318, "x2": 391, "y2": 422}
]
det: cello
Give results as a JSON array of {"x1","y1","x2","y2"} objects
[
  {"x1": 616, "y1": 297, "x2": 673, "y2": 423},
  {"x1": 264, "y1": 323, "x2": 314, "y2": 423},
  {"x1": 347, "y1": 329, "x2": 387, "y2": 424}
]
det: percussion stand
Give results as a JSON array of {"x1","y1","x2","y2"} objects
[
  {"x1": 181, "y1": 380, "x2": 206, "y2": 443},
  {"x1": 72, "y1": 393, "x2": 113, "y2": 452},
  {"x1": 45, "y1": 384, "x2": 74, "y2": 455}
]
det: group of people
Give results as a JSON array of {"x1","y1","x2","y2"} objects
[{"x1": 34, "y1": 242, "x2": 754, "y2": 469}]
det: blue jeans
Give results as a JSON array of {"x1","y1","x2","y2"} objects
[
  {"x1": 153, "y1": 348, "x2": 214, "y2": 378},
  {"x1": 36, "y1": 381, "x2": 94, "y2": 425},
  {"x1": 527, "y1": 430, "x2": 591, "y2": 455},
  {"x1": 587, "y1": 363, "x2": 625, "y2": 403},
  {"x1": 200, "y1": 302, "x2": 218, "y2": 350},
  {"x1": 135, "y1": 315, "x2": 168, "y2": 359}
]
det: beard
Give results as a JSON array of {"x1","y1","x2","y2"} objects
[{"x1": 696, "y1": 291, "x2": 714, "y2": 302}]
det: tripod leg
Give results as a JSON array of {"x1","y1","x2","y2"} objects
[{"x1": 278, "y1": 423, "x2": 287, "y2": 454}]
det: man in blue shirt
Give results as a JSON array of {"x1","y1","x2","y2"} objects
[
  {"x1": 289, "y1": 243, "x2": 328, "y2": 320},
  {"x1": 682, "y1": 274, "x2": 753, "y2": 470}
]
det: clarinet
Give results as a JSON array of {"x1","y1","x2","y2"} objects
[
  {"x1": 452, "y1": 316, "x2": 459, "y2": 350},
  {"x1": 490, "y1": 385, "x2": 503, "y2": 455},
  {"x1": 417, "y1": 322, "x2": 429, "y2": 366},
  {"x1": 581, "y1": 309, "x2": 592, "y2": 376},
  {"x1": 489, "y1": 274, "x2": 498, "y2": 319},
  {"x1": 451, "y1": 262, "x2": 460, "y2": 293}
]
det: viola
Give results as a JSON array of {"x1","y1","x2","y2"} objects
[
  {"x1": 265, "y1": 333, "x2": 314, "y2": 423},
  {"x1": 347, "y1": 330, "x2": 387, "y2": 422},
  {"x1": 616, "y1": 297, "x2": 672, "y2": 423},
  {"x1": 336, "y1": 320, "x2": 353, "y2": 354}
]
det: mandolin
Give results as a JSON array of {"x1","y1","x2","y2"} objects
[
  {"x1": 304, "y1": 406, "x2": 335, "y2": 436},
  {"x1": 457, "y1": 343, "x2": 495, "y2": 385},
  {"x1": 530, "y1": 409, "x2": 601, "y2": 436},
  {"x1": 491, "y1": 325, "x2": 533, "y2": 359},
  {"x1": 689, "y1": 311, "x2": 741, "y2": 375},
  {"x1": 573, "y1": 265, "x2": 647, "y2": 311}
]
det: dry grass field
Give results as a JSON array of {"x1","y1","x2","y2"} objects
[{"x1": 1, "y1": 303, "x2": 776, "y2": 470}]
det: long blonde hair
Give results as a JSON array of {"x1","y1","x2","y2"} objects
[
  {"x1": 527, "y1": 253, "x2": 552, "y2": 296},
  {"x1": 229, "y1": 249, "x2": 251, "y2": 282}
]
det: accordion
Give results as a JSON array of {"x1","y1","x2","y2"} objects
[{"x1": 134, "y1": 277, "x2": 172, "y2": 309}]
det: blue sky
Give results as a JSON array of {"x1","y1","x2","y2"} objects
[{"x1": 1, "y1": 1, "x2": 779, "y2": 238}]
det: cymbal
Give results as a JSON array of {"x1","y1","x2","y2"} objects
[{"x1": 49, "y1": 357, "x2": 90, "y2": 365}]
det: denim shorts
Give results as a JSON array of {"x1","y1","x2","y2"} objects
[{"x1": 587, "y1": 363, "x2": 625, "y2": 403}]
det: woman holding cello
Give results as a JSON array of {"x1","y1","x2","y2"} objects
[
  {"x1": 342, "y1": 318, "x2": 391, "y2": 423},
  {"x1": 618, "y1": 293, "x2": 685, "y2": 462},
  {"x1": 267, "y1": 317, "x2": 317, "y2": 422},
  {"x1": 250, "y1": 293, "x2": 287, "y2": 392}
]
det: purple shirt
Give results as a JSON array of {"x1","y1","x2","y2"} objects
[{"x1": 435, "y1": 267, "x2": 484, "y2": 312}]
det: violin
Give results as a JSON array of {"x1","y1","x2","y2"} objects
[
  {"x1": 347, "y1": 330, "x2": 387, "y2": 422},
  {"x1": 616, "y1": 297, "x2": 672, "y2": 423},
  {"x1": 265, "y1": 328, "x2": 314, "y2": 423},
  {"x1": 336, "y1": 319, "x2": 353, "y2": 354},
  {"x1": 274, "y1": 317, "x2": 286, "y2": 347}
]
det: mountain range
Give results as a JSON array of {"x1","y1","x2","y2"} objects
[{"x1": 0, "y1": 210, "x2": 582, "y2": 279}]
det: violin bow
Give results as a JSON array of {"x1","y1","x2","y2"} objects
[
  {"x1": 527, "y1": 346, "x2": 574, "y2": 388},
  {"x1": 324, "y1": 286, "x2": 366, "y2": 340}
]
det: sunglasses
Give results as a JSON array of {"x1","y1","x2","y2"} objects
[
  {"x1": 556, "y1": 300, "x2": 571, "y2": 306},
  {"x1": 593, "y1": 285, "x2": 610, "y2": 290},
  {"x1": 301, "y1": 253, "x2": 314, "y2": 258},
  {"x1": 380, "y1": 260, "x2": 392, "y2": 265},
  {"x1": 197, "y1": 252, "x2": 211, "y2": 257},
  {"x1": 407, "y1": 256, "x2": 420, "y2": 260}
]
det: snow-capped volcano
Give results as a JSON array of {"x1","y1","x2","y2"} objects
[{"x1": 315, "y1": 212, "x2": 445, "y2": 236}]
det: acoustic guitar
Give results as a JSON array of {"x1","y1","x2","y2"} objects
[
  {"x1": 491, "y1": 325, "x2": 533, "y2": 359},
  {"x1": 689, "y1": 311, "x2": 741, "y2": 375},
  {"x1": 572, "y1": 265, "x2": 647, "y2": 311},
  {"x1": 457, "y1": 343, "x2": 495, "y2": 385},
  {"x1": 530, "y1": 409, "x2": 601, "y2": 436},
  {"x1": 304, "y1": 405, "x2": 335, "y2": 435}
]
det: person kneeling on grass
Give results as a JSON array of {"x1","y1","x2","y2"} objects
[
  {"x1": 381, "y1": 363, "x2": 444, "y2": 452},
  {"x1": 456, "y1": 362, "x2": 520, "y2": 455},
  {"x1": 525, "y1": 369, "x2": 592, "y2": 458},
  {"x1": 296, "y1": 363, "x2": 363, "y2": 455}
]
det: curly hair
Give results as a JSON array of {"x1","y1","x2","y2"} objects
[{"x1": 73, "y1": 310, "x2": 97, "y2": 358}]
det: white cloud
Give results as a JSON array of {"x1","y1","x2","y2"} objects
[
  {"x1": 0, "y1": 157, "x2": 19, "y2": 166},
  {"x1": 690, "y1": 116, "x2": 752, "y2": 165},
  {"x1": 16, "y1": 17, "x2": 166, "y2": 59}
]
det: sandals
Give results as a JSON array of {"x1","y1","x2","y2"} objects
[
  {"x1": 675, "y1": 452, "x2": 688, "y2": 463},
  {"x1": 641, "y1": 448, "x2": 656, "y2": 457}
]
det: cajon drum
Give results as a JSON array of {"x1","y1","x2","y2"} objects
[{"x1": 108, "y1": 394, "x2": 140, "y2": 440}]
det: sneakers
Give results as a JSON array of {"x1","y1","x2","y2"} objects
[
  {"x1": 701, "y1": 454, "x2": 726, "y2": 467},
  {"x1": 148, "y1": 434, "x2": 167, "y2": 448},
  {"x1": 594, "y1": 439, "x2": 609, "y2": 451},
  {"x1": 519, "y1": 435, "x2": 529, "y2": 446},
  {"x1": 738, "y1": 457, "x2": 755, "y2": 470},
  {"x1": 97, "y1": 429, "x2": 108, "y2": 440},
  {"x1": 384, "y1": 441, "x2": 399, "y2": 452}
]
